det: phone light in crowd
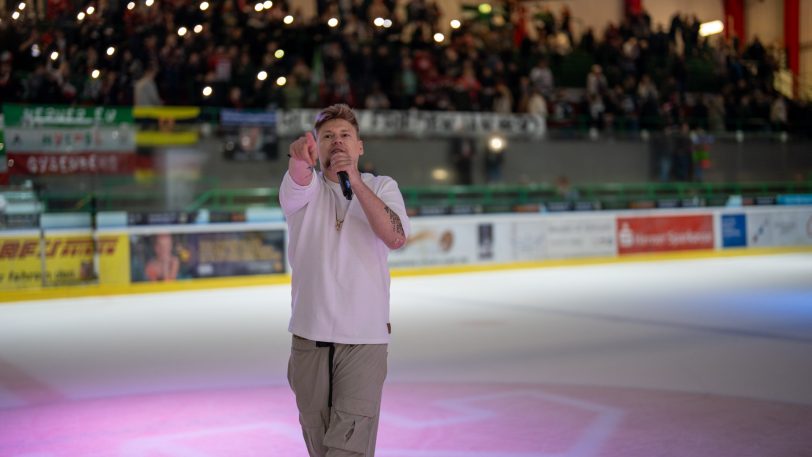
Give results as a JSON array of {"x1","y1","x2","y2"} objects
[
  {"x1": 86, "y1": 6, "x2": 95, "y2": 15},
  {"x1": 699, "y1": 20, "x2": 724, "y2": 37},
  {"x1": 328, "y1": 17, "x2": 339, "y2": 27},
  {"x1": 373, "y1": 17, "x2": 384, "y2": 27},
  {"x1": 383, "y1": 19, "x2": 392, "y2": 28},
  {"x1": 145, "y1": 0, "x2": 154, "y2": 7},
  {"x1": 91, "y1": 69, "x2": 100, "y2": 79},
  {"x1": 263, "y1": 1, "x2": 272, "y2": 9},
  {"x1": 488, "y1": 134, "x2": 506, "y2": 153},
  {"x1": 433, "y1": 32, "x2": 445, "y2": 43},
  {"x1": 177, "y1": 27, "x2": 187, "y2": 37},
  {"x1": 254, "y1": 2, "x2": 263, "y2": 12},
  {"x1": 450, "y1": 19, "x2": 461, "y2": 29},
  {"x1": 127, "y1": 2, "x2": 135, "y2": 10},
  {"x1": 193, "y1": 24, "x2": 203, "y2": 33},
  {"x1": 274, "y1": 49, "x2": 285, "y2": 59},
  {"x1": 431, "y1": 168, "x2": 450, "y2": 182},
  {"x1": 50, "y1": 51, "x2": 59, "y2": 61},
  {"x1": 31, "y1": 44, "x2": 40, "y2": 57},
  {"x1": 257, "y1": 70, "x2": 268, "y2": 81},
  {"x1": 106, "y1": 46, "x2": 116, "y2": 56},
  {"x1": 478, "y1": 3, "x2": 492, "y2": 14},
  {"x1": 199, "y1": 1, "x2": 209, "y2": 11},
  {"x1": 17, "y1": 2, "x2": 26, "y2": 10},
  {"x1": 283, "y1": 15, "x2": 294, "y2": 24},
  {"x1": 76, "y1": 11, "x2": 85, "y2": 20},
  {"x1": 276, "y1": 76, "x2": 287, "y2": 86},
  {"x1": 12, "y1": 11, "x2": 21, "y2": 20},
  {"x1": 202, "y1": 86, "x2": 213, "y2": 97}
]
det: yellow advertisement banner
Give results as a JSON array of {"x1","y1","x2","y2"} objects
[
  {"x1": 134, "y1": 106, "x2": 201, "y2": 146},
  {"x1": 0, "y1": 233, "x2": 129, "y2": 291}
]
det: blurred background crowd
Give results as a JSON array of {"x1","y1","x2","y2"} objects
[{"x1": 0, "y1": 0, "x2": 807, "y2": 136}]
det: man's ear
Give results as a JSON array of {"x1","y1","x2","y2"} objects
[{"x1": 358, "y1": 140, "x2": 364, "y2": 156}]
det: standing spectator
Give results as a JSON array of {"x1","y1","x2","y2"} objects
[
  {"x1": 484, "y1": 148, "x2": 504, "y2": 183},
  {"x1": 493, "y1": 81, "x2": 514, "y2": 114},
  {"x1": 364, "y1": 82, "x2": 391, "y2": 110},
  {"x1": 0, "y1": 52, "x2": 23, "y2": 104},
  {"x1": 691, "y1": 129, "x2": 713, "y2": 182},
  {"x1": 529, "y1": 58, "x2": 554, "y2": 98},
  {"x1": 652, "y1": 127, "x2": 674, "y2": 182},
  {"x1": 452, "y1": 137, "x2": 476, "y2": 185},
  {"x1": 673, "y1": 122, "x2": 693, "y2": 181},
  {"x1": 586, "y1": 64, "x2": 608, "y2": 97},
  {"x1": 282, "y1": 75, "x2": 306, "y2": 109},
  {"x1": 134, "y1": 65, "x2": 163, "y2": 106},
  {"x1": 707, "y1": 94, "x2": 726, "y2": 133},
  {"x1": 527, "y1": 89, "x2": 548, "y2": 118},
  {"x1": 770, "y1": 94, "x2": 788, "y2": 132}
]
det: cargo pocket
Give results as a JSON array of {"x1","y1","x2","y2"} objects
[{"x1": 323, "y1": 397, "x2": 377, "y2": 454}]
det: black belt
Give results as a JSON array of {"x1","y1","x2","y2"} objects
[{"x1": 315, "y1": 341, "x2": 335, "y2": 408}]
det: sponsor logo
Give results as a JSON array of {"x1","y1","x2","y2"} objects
[
  {"x1": 0, "y1": 237, "x2": 119, "y2": 259},
  {"x1": 617, "y1": 215, "x2": 714, "y2": 254}
]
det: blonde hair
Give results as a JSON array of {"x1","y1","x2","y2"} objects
[{"x1": 314, "y1": 104, "x2": 360, "y2": 136}]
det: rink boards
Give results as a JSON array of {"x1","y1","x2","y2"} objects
[{"x1": 1, "y1": 205, "x2": 811, "y2": 300}]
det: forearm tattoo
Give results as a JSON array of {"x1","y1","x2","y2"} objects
[{"x1": 384, "y1": 205, "x2": 405, "y2": 238}]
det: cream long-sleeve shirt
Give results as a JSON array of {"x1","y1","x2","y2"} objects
[{"x1": 280, "y1": 170, "x2": 410, "y2": 344}]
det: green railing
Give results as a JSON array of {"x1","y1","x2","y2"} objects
[{"x1": 37, "y1": 180, "x2": 811, "y2": 215}]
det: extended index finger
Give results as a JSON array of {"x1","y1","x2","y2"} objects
[{"x1": 305, "y1": 131, "x2": 317, "y2": 165}]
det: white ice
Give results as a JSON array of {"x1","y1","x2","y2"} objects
[{"x1": 1, "y1": 253, "x2": 811, "y2": 407}]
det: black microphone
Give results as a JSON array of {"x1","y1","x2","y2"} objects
[{"x1": 338, "y1": 171, "x2": 353, "y2": 200}]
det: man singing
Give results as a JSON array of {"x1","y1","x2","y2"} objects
[{"x1": 280, "y1": 104, "x2": 410, "y2": 456}]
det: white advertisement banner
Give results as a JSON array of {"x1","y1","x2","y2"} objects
[
  {"x1": 277, "y1": 109, "x2": 545, "y2": 138},
  {"x1": 389, "y1": 218, "x2": 492, "y2": 268},
  {"x1": 510, "y1": 220, "x2": 546, "y2": 261},
  {"x1": 5, "y1": 127, "x2": 135, "y2": 153},
  {"x1": 544, "y1": 215, "x2": 617, "y2": 259},
  {"x1": 746, "y1": 210, "x2": 812, "y2": 247},
  {"x1": 509, "y1": 215, "x2": 616, "y2": 261}
]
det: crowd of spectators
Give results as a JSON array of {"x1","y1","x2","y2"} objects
[{"x1": 0, "y1": 0, "x2": 808, "y2": 136}]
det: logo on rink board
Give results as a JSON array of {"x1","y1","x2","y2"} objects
[{"x1": 616, "y1": 215, "x2": 714, "y2": 255}]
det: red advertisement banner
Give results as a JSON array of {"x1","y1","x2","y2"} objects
[
  {"x1": 617, "y1": 215, "x2": 714, "y2": 255},
  {"x1": 8, "y1": 152, "x2": 137, "y2": 175}
]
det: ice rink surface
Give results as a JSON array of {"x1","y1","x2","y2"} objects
[{"x1": 1, "y1": 253, "x2": 811, "y2": 456}]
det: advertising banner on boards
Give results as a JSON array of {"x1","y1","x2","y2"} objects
[
  {"x1": 617, "y1": 214, "x2": 714, "y2": 255},
  {"x1": 0, "y1": 232, "x2": 129, "y2": 290},
  {"x1": 746, "y1": 210, "x2": 812, "y2": 247},
  {"x1": 129, "y1": 229, "x2": 286, "y2": 282},
  {"x1": 388, "y1": 219, "x2": 493, "y2": 268},
  {"x1": 721, "y1": 214, "x2": 747, "y2": 248},
  {"x1": 509, "y1": 215, "x2": 616, "y2": 261}
]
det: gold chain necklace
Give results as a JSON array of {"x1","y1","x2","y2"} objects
[{"x1": 331, "y1": 181, "x2": 347, "y2": 231}]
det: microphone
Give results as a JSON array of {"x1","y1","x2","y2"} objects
[{"x1": 338, "y1": 171, "x2": 353, "y2": 200}]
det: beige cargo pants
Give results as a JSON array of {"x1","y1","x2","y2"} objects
[{"x1": 288, "y1": 335, "x2": 388, "y2": 457}]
